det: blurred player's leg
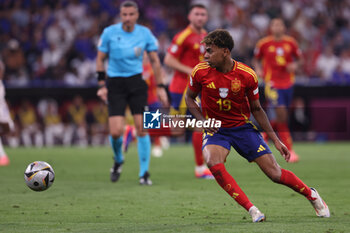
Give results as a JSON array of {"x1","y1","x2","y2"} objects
[
  {"x1": 137, "y1": 135, "x2": 152, "y2": 185},
  {"x1": 274, "y1": 89, "x2": 299, "y2": 163},
  {"x1": 123, "y1": 125, "x2": 135, "y2": 153},
  {"x1": 160, "y1": 136, "x2": 169, "y2": 150},
  {"x1": 275, "y1": 122, "x2": 299, "y2": 162},
  {"x1": 109, "y1": 116, "x2": 125, "y2": 183},
  {"x1": 109, "y1": 135, "x2": 124, "y2": 182},
  {"x1": 193, "y1": 131, "x2": 213, "y2": 179},
  {"x1": 151, "y1": 136, "x2": 163, "y2": 157},
  {"x1": 0, "y1": 100, "x2": 12, "y2": 166},
  {"x1": 0, "y1": 139, "x2": 9, "y2": 166},
  {"x1": 133, "y1": 113, "x2": 152, "y2": 185}
]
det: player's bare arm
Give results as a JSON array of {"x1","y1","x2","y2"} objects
[
  {"x1": 96, "y1": 50, "x2": 108, "y2": 103},
  {"x1": 249, "y1": 99, "x2": 290, "y2": 161},
  {"x1": 286, "y1": 56, "x2": 304, "y2": 73},
  {"x1": 185, "y1": 88, "x2": 219, "y2": 134},
  {"x1": 164, "y1": 53, "x2": 193, "y2": 75},
  {"x1": 148, "y1": 51, "x2": 169, "y2": 107},
  {"x1": 252, "y1": 58, "x2": 263, "y2": 78},
  {"x1": 0, "y1": 60, "x2": 4, "y2": 80}
]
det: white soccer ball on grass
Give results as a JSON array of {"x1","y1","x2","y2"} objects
[{"x1": 24, "y1": 161, "x2": 55, "y2": 191}]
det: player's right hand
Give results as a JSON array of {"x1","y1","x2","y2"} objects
[
  {"x1": 274, "y1": 140, "x2": 290, "y2": 162},
  {"x1": 203, "y1": 119, "x2": 219, "y2": 134},
  {"x1": 204, "y1": 127, "x2": 219, "y2": 134},
  {"x1": 97, "y1": 86, "x2": 108, "y2": 104}
]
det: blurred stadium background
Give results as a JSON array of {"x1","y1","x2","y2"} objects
[{"x1": 1, "y1": 0, "x2": 350, "y2": 147}]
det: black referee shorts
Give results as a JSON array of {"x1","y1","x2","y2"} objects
[{"x1": 107, "y1": 74, "x2": 148, "y2": 116}]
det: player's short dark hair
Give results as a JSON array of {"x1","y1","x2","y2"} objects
[
  {"x1": 202, "y1": 29, "x2": 234, "y2": 51},
  {"x1": 120, "y1": 0, "x2": 138, "y2": 10},
  {"x1": 189, "y1": 3, "x2": 207, "y2": 12}
]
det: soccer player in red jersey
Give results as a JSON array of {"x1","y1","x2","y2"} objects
[
  {"x1": 253, "y1": 18, "x2": 302, "y2": 163},
  {"x1": 185, "y1": 29, "x2": 330, "y2": 222},
  {"x1": 164, "y1": 4, "x2": 212, "y2": 178}
]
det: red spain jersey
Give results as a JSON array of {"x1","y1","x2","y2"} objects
[
  {"x1": 254, "y1": 35, "x2": 301, "y2": 89},
  {"x1": 188, "y1": 61, "x2": 259, "y2": 128},
  {"x1": 168, "y1": 26, "x2": 207, "y2": 94}
]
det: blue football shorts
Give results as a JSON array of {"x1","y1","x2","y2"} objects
[
  {"x1": 265, "y1": 85, "x2": 294, "y2": 108},
  {"x1": 169, "y1": 89, "x2": 200, "y2": 117},
  {"x1": 202, "y1": 123, "x2": 272, "y2": 162}
]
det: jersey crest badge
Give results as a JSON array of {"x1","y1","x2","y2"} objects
[
  {"x1": 231, "y1": 79, "x2": 241, "y2": 94},
  {"x1": 219, "y1": 88, "x2": 228, "y2": 98},
  {"x1": 170, "y1": 44, "x2": 178, "y2": 53},
  {"x1": 134, "y1": 47, "x2": 142, "y2": 57}
]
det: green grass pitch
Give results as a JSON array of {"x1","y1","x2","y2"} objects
[{"x1": 0, "y1": 142, "x2": 350, "y2": 233}]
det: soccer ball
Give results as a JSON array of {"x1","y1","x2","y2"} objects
[{"x1": 24, "y1": 161, "x2": 55, "y2": 191}]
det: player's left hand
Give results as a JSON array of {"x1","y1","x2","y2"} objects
[
  {"x1": 97, "y1": 86, "x2": 108, "y2": 104},
  {"x1": 274, "y1": 140, "x2": 290, "y2": 162},
  {"x1": 157, "y1": 87, "x2": 169, "y2": 107}
]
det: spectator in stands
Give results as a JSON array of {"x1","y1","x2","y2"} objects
[
  {"x1": 40, "y1": 99, "x2": 65, "y2": 147},
  {"x1": 17, "y1": 100, "x2": 43, "y2": 147},
  {"x1": 315, "y1": 45, "x2": 339, "y2": 82},
  {"x1": 2, "y1": 39, "x2": 28, "y2": 86},
  {"x1": 1, "y1": 0, "x2": 350, "y2": 87},
  {"x1": 64, "y1": 95, "x2": 88, "y2": 147},
  {"x1": 90, "y1": 101, "x2": 109, "y2": 146},
  {"x1": 331, "y1": 49, "x2": 350, "y2": 85}
]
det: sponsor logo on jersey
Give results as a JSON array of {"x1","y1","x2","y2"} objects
[
  {"x1": 206, "y1": 82, "x2": 216, "y2": 89},
  {"x1": 219, "y1": 88, "x2": 228, "y2": 98}
]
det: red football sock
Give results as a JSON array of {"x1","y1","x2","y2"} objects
[
  {"x1": 192, "y1": 131, "x2": 204, "y2": 166},
  {"x1": 210, "y1": 163, "x2": 254, "y2": 211},
  {"x1": 279, "y1": 169, "x2": 314, "y2": 200},
  {"x1": 153, "y1": 136, "x2": 161, "y2": 146},
  {"x1": 275, "y1": 122, "x2": 293, "y2": 150}
]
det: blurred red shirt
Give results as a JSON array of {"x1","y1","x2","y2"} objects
[
  {"x1": 168, "y1": 26, "x2": 207, "y2": 94},
  {"x1": 254, "y1": 35, "x2": 301, "y2": 89}
]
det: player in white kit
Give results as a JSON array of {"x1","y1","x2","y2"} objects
[{"x1": 0, "y1": 59, "x2": 15, "y2": 166}]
